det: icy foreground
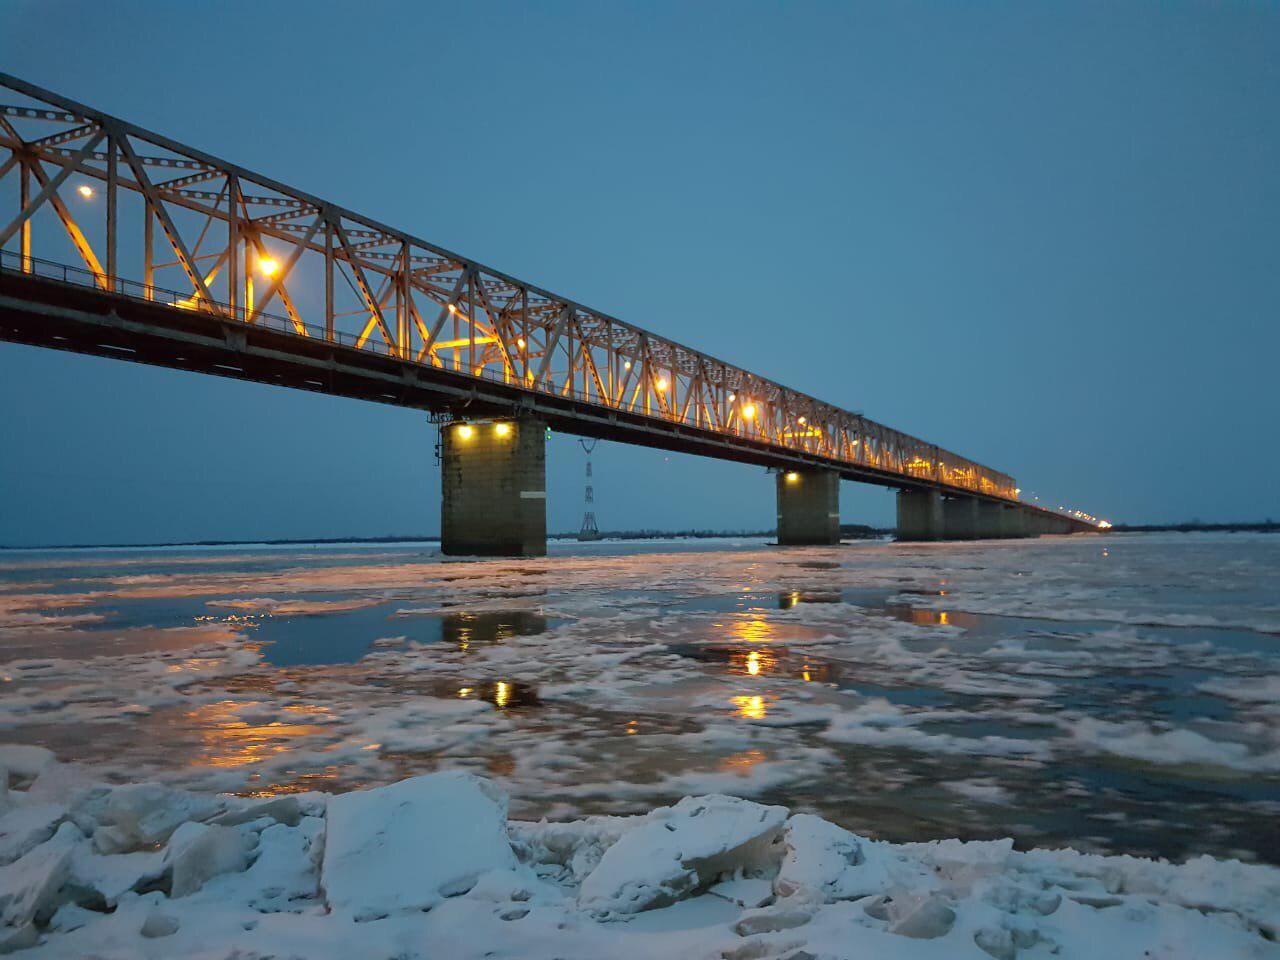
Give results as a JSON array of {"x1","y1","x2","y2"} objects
[{"x1": 1, "y1": 749, "x2": 1277, "y2": 959}]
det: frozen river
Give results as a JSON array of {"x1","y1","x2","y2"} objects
[{"x1": 1, "y1": 531, "x2": 1277, "y2": 865}]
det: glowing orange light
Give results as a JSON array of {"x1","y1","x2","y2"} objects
[
  {"x1": 741, "y1": 403, "x2": 756, "y2": 420},
  {"x1": 654, "y1": 377, "x2": 668, "y2": 391},
  {"x1": 747, "y1": 651, "x2": 761, "y2": 676},
  {"x1": 731, "y1": 695, "x2": 767, "y2": 721},
  {"x1": 516, "y1": 338, "x2": 526, "y2": 349},
  {"x1": 785, "y1": 472, "x2": 799, "y2": 483},
  {"x1": 258, "y1": 257, "x2": 280, "y2": 277},
  {"x1": 456, "y1": 424, "x2": 474, "y2": 439},
  {"x1": 798, "y1": 416, "x2": 806, "y2": 425},
  {"x1": 76, "y1": 184, "x2": 95, "y2": 199},
  {"x1": 494, "y1": 422, "x2": 511, "y2": 438},
  {"x1": 448, "y1": 303, "x2": 458, "y2": 314},
  {"x1": 624, "y1": 360, "x2": 632, "y2": 370}
]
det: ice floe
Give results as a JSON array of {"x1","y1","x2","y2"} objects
[{"x1": 0, "y1": 754, "x2": 1275, "y2": 958}]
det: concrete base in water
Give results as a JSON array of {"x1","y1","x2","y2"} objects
[
  {"x1": 776, "y1": 469, "x2": 840, "y2": 545},
  {"x1": 998, "y1": 503, "x2": 1029, "y2": 538},
  {"x1": 944, "y1": 497, "x2": 981, "y2": 540},
  {"x1": 896, "y1": 489, "x2": 945, "y2": 541},
  {"x1": 441, "y1": 417, "x2": 546, "y2": 557}
]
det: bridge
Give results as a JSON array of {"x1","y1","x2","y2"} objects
[{"x1": 0, "y1": 74, "x2": 1104, "y2": 555}]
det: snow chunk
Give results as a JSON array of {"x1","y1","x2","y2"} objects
[
  {"x1": 774, "y1": 814, "x2": 917, "y2": 903},
  {"x1": 76, "y1": 782, "x2": 224, "y2": 854},
  {"x1": 164, "y1": 822, "x2": 253, "y2": 897},
  {"x1": 1071, "y1": 718, "x2": 1280, "y2": 772},
  {"x1": 0, "y1": 803, "x2": 66, "y2": 866},
  {"x1": 710, "y1": 876, "x2": 774, "y2": 908},
  {"x1": 230, "y1": 817, "x2": 324, "y2": 910},
  {"x1": 321, "y1": 771, "x2": 515, "y2": 921},
  {"x1": 139, "y1": 909, "x2": 179, "y2": 938},
  {"x1": 579, "y1": 795, "x2": 787, "y2": 917},
  {"x1": 886, "y1": 891, "x2": 955, "y2": 938},
  {"x1": 68, "y1": 845, "x2": 165, "y2": 907},
  {"x1": 0, "y1": 746, "x2": 55, "y2": 782},
  {"x1": 0, "y1": 820, "x2": 81, "y2": 929}
]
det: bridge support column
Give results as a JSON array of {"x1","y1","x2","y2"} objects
[
  {"x1": 943, "y1": 496, "x2": 980, "y2": 540},
  {"x1": 999, "y1": 505, "x2": 1028, "y2": 538},
  {"x1": 441, "y1": 418, "x2": 546, "y2": 557},
  {"x1": 896, "y1": 489, "x2": 944, "y2": 541},
  {"x1": 776, "y1": 470, "x2": 840, "y2": 545},
  {"x1": 975, "y1": 500, "x2": 1005, "y2": 539}
]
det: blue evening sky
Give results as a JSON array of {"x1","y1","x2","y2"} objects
[{"x1": 1, "y1": 1, "x2": 1276, "y2": 545}]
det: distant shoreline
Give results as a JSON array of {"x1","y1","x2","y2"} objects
[
  {"x1": 1, "y1": 521, "x2": 1272, "y2": 552},
  {"x1": 1111, "y1": 522, "x2": 1277, "y2": 534},
  {"x1": 0, "y1": 530, "x2": 778, "y2": 552}
]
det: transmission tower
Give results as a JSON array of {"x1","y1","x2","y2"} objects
[{"x1": 578, "y1": 438, "x2": 601, "y2": 541}]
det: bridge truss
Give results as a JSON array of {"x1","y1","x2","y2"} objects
[{"x1": 0, "y1": 73, "x2": 1025, "y2": 504}]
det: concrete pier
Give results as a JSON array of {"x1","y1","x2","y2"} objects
[
  {"x1": 999, "y1": 504, "x2": 1028, "y2": 538},
  {"x1": 976, "y1": 500, "x2": 1004, "y2": 539},
  {"x1": 776, "y1": 469, "x2": 840, "y2": 545},
  {"x1": 896, "y1": 489, "x2": 945, "y2": 541},
  {"x1": 943, "y1": 496, "x2": 980, "y2": 540},
  {"x1": 441, "y1": 418, "x2": 546, "y2": 557}
]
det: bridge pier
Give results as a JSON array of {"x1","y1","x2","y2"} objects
[
  {"x1": 1000, "y1": 504, "x2": 1029, "y2": 538},
  {"x1": 896, "y1": 489, "x2": 944, "y2": 541},
  {"x1": 975, "y1": 500, "x2": 1004, "y2": 539},
  {"x1": 441, "y1": 418, "x2": 546, "y2": 557},
  {"x1": 943, "y1": 496, "x2": 981, "y2": 540},
  {"x1": 776, "y1": 470, "x2": 840, "y2": 545}
]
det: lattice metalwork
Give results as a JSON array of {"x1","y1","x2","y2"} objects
[{"x1": 0, "y1": 74, "x2": 1019, "y2": 502}]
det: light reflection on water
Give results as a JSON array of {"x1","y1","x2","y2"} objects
[
  {"x1": 186, "y1": 700, "x2": 336, "y2": 770},
  {"x1": 731, "y1": 695, "x2": 767, "y2": 720}
]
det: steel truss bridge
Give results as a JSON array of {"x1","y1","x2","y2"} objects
[{"x1": 0, "y1": 74, "x2": 1103, "y2": 530}]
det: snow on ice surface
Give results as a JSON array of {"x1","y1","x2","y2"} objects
[
  {"x1": 0, "y1": 758, "x2": 1276, "y2": 959},
  {"x1": 322, "y1": 771, "x2": 515, "y2": 919},
  {"x1": 0, "y1": 532, "x2": 1277, "y2": 868}
]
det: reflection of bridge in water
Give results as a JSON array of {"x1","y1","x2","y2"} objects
[{"x1": 0, "y1": 74, "x2": 1105, "y2": 554}]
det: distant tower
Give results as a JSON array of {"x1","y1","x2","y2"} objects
[{"x1": 578, "y1": 438, "x2": 601, "y2": 541}]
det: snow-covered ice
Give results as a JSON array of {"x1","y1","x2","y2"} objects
[{"x1": 0, "y1": 757, "x2": 1275, "y2": 958}]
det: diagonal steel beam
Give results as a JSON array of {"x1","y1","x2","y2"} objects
[
  {"x1": 247, "y1": 215, "x2": 322, "y2": 323},
  {"x1": 330, "y1": 216, "x2": 396, "y2": 351},
  {"x1": 116, "y1": 133, "x2": 220, "y2": 314},
  {"x1": 0, "y1": 131, "x2": 103, "y2": 246}
]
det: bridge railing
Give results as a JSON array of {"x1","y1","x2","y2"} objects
[{"x1": 0, "y1": 73, "x2": 1021, "y2": 502}]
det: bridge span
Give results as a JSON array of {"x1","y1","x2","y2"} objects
[{"x1": 0, "y1": 74, "x2": 1103, "y2": 554}]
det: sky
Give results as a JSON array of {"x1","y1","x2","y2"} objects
[{"x1": 1, "y1": 1, "x2": 1277, "y2": 546}]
